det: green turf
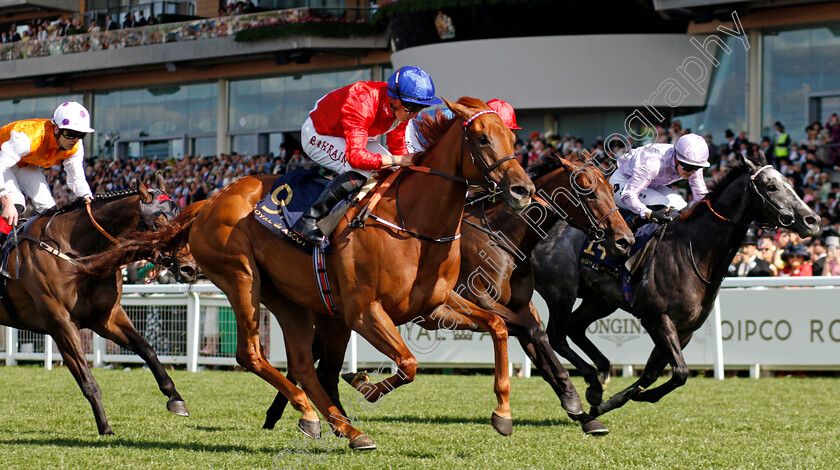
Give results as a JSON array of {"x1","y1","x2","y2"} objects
[{"x1": 0, "y1": 366, "x2": 838, "y2": 469}]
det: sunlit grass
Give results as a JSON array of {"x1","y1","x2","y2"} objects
[{"x1": 0, "y1": 366, "x2": 838, "y2": 469}]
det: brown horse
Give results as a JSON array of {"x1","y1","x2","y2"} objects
[
  {"x1": 76, "y1": 97, "x2": 534, "y2": 449},
  {"x1": 263, "y1": 154, "x2": 634, "y2": 435},
  {"x1": 0, "y1": 174, "x2": 191, "y2": 435}
]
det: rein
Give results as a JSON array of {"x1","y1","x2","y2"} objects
[
  {"x1": 679, "y1": 165, "x2": 779, "y2": 285},
  {"x1": 86, "y1": 202, "x2": 121, "y2": 245}
]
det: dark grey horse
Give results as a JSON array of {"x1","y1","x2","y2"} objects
[{"x1": 532, "y1": 151, "x2": 820, "y2": 417}]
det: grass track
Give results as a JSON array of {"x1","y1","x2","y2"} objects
[{"x1": 0, "y1": 366, "x2": 838, "y2": 469}]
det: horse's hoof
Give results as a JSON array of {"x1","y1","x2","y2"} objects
[
  {"x1": 298, "y1": 419, "x2": 321, "y2": 439},
  {"x1": 349, "y1": 434, "x2": 377, "y2": 450},
  {"x1": 167, "y1": 399, "x2": 190, "y2": 417},
  {"x1": 100, "y1": 427, "x2": 115, "y2": 436},
  {"x1": 581, "y1": 418, "x2": 609, "y2": 436},
  {"x1": 585, "y1": 387, "x2": 604, "y2": 407},
  {"x1": 561, "y1": 395, "x2": 584, "y2": 416},
  {"x1": 491, "y1": 411, "x2": 513, "y2": 436},
  {"x1": 341, "y1": 372, "x2": 369, "y2": 389}
]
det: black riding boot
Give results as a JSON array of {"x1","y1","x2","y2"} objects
[{"x1": 291, "y1": 171, "x2": 366, "y2": 244}]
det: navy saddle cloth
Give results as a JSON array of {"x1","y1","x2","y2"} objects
[
  {"x1": 578, "y1": 209, "x2": 659, "y2": 281},
  {"x1": 254, "y1": 169, "x2": 335, "y2": 254}
]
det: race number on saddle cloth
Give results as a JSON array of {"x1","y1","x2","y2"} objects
[
  {"x1": 610, "y1": 133, "x2": 710, "y2": 226},
  {"x1": 253, "y1": 169, "x2": 336, "y2": 253},
  {"x1": 578, "y1": 221, "x2": 660, "y2": 303}
]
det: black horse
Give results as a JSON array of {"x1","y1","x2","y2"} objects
[
  {"x1": 0, "y1": 175, "x2": 195, "y2": 435},
  {"x1": 532, "y1": 151, "x2": 820, "y2": 417}
]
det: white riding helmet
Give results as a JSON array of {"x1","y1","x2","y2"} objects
[
  {"x1": 674, "y1": 133, "x2": 709, "y2": 168},
  {"x1": 52, "y1": 101, "x2": 95, "y2": 133}
]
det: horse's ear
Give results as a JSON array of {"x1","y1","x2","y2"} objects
[
  {"x1": 555, "y1": 155, "x2": 577, "y2": 171},
  {"x1": 740, "y1": 152, "x2": 759, "y2": 173},
  {"x1": 443, "y1": 97, "x2": 471, "y2": 121},
  {"x1": 137, "y1": 178, "x2": 154, "y2": 203},
  {"x1": 155, "y1": 171, "x2": 168, "y2": 194},
  {"x1": 755, "y1": 150, "x2": 769, "y2": 166}
]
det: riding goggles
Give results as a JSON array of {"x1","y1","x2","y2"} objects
[
  {"x1": 677, "y1": 160, "x2": 702, "y2": 173},
  {"x1": 60, "y1": 129, "x2": 87, "y2": 140}
]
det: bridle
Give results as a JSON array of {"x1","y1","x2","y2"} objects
[
  {"x1": 536, "y1": 158, "x2": 616, "y2": 242},
  {"x1": 352, "y1": 108, "x2": 519, "y2": 243},
  {"x1": 681, "y1": 164, "x2": 792, "y2": 285}
]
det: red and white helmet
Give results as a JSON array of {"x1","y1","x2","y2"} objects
[{"x1": 52, "y1": 101, "x2": 95, "y2": 133}]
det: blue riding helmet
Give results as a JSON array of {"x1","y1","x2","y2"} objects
[{"x1": 386, "y1": 66, "x2": 443, "y2": 107}]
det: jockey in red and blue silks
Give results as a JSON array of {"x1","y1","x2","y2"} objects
[
  {"x1": 291, "y1": 65, "x2": 443, "y2": 244},
  {"x1": 610, "y1": 133, "x2": 710, "y2": 225}
]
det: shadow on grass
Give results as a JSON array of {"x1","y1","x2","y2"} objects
[
  {"x1": 0, "y1": 435, "x2": 278, "y2": 454},
  {"x1": 360, "y1": 413, "x2": 578, "y2": 428}
]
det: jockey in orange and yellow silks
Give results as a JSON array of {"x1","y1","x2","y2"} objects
[{"x1": 0, "y1": 102, "x2": 95, "y2": 229}]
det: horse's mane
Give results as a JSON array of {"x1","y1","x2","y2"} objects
[
  {"x1": 38, "y1": 189, "x2": 142, "y2": 217},
  {"x1": 704, "y1": 156, "x2": 762, "y2": 202},
  {"x1": 414, "y1": 97, "x2": 491, "y2": 154},
  {"x1": 72, "y1": 199, "x2": 205, "y2": 283},
  {"x1": 527, "y1": 154, "x2": 566, "y2": 179}
]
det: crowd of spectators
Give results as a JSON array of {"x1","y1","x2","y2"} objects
[{"x1": 0, "y1": 7, "x2": 306, "y2": 60}]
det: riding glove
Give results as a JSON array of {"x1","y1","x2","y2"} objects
[{"x1": 647, "y1": 208, "x2": 675, "y2": 223}]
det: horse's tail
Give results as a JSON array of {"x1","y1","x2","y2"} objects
[{"x1": 71, "y1": 200, "x2": 205, "y2": 284}]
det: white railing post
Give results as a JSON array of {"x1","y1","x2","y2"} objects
[
  {"x1": 93, "y1": 334, "x2": 106, "y2": 368},
  {"x1": 186, "y1": 292, "x2": 201, "y2": 372},
  {"x1": 45, "y1": 336, "x2": 53, "y2": 370},
  {"x1": 349, "y1": 331, "x2": 357, "y2": 373},
  {"x1": 4, "y1": 327, "x2": 15, "y2": 366},
  {"x1": 750, "y1": 363, "x2": 760, "y2": 379},
  {"x1": 712, "y1": 296, "x2": 725, "y2": 380},
  {"x1": 622, "y1": 364, "x2": 634, "y2": 377},
  {"x1": 521, "y1": 349, "x2": 531, "y2": 378}
]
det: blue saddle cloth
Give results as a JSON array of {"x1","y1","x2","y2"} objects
[{"x1": 253, "y1": 169, "x2": 334, "y2": 254}]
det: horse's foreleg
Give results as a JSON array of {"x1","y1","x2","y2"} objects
[
  {"x1": 631, "y1": 329, "x2": 693, "y2": 404},
  {"x1": 92, "y1": 305, "x2": 188, "y2": 417},
  {"x1": 261, "y1": 293, "x2": 371, "y2": 448},
  {"x1": 563, "y1": 295, "x2": 617, "y2": 406},
  {"x1": 514, "y1": 302, "x2": 608, "y2": 435},
  {"x1": 590, "y1": 318, "x2": 689, "y2": 417},
  {"x1": 442, "y1": 292, "x2": 513, "y2": 436},
  {"x1": 49, "y1": 321, "x2": 113, "y2": 435}
]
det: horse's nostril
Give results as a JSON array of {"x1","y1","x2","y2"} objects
[
  {"x1": 180, "y1": 266, "x2": 196, "y2": 279},
  {"x1": 616, "y1": 238, "x2": 631, "y2": 250},
  {"x1": 805, "y1": 216, "x2": 818, "y2": 226},
  {"x1": 510, "y1": 185, "x2": 531, "y2": 200}
]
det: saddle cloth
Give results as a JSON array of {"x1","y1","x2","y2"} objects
[
  {"x1": 253, "y1": 169, "x2": 336, "y2": 254},
  {"x1": 578, "y1": 210, "x2": 661, "y2": 306}
]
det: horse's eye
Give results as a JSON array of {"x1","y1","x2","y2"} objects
[
  {"x1": 478, "y1": 135, "x2": 490, "y2": 145},
  {"x1": 768, "y1": 184, "x2": 778, "y2": 191}
]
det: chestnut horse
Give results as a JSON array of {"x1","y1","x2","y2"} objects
[
  {"x1": 0, "y1": 175, "x2": 191, "y2": 435},
  {"x1": 76, "y1": 98, "x2": 534, "y2": 450},
  {"x1": 263, "y1": 154, "x2": 635, "y2": 435}
]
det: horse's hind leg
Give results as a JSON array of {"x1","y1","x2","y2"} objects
[
  {"x1": 91, "y1": 305, "x2": 188, "y2": 416},
  {"x1": 49, "y1": 321, "x2": 113, "y2": 435}
]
